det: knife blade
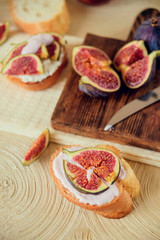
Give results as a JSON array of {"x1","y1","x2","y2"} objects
[{"x1": 104, "y1": 86, "x2": 160, "y2": 131}]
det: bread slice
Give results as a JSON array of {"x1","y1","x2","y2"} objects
[
  {"x1": 50, "y1": 145, "x2": 141, "y2": 219},
  {"x1": 9, "y1": 0, "x2": 70, "y2": 35},
  {"x1": 6, "y1": 47, "x2": 67, "y2": 91}
]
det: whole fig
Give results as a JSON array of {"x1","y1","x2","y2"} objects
[{"x1": 134, "y1": 17, "x2": 160, "y2": 53}]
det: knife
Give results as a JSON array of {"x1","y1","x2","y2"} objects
[{"x1": 104, "y1": 86, "x2": 160, "y2": 131}]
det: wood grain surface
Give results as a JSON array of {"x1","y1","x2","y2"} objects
[
  {"x1": 1, "y1": 131, "x2": 160, "y2": 240},
  {"x1": 51, "y1": 8, "x2": 160, "y2": 152}
]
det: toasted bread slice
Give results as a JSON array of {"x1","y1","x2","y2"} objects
[
  {"x1": 6, "y1": 48, "x2": 67, "y2": 91},
  {"x1": 50, "y1": 145, "x2": 141, "y2": 219}
]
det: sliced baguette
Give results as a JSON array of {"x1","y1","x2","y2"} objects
[
  {"x1": 50, "y1": 145, "x2": 141, "y2": 219},
  {"x1": 9, "y1": 0, "x2": 70, "y2": 35}
]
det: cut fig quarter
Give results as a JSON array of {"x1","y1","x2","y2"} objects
[
  {"x1": 79, "y1": 69, "x2": 121, "y2": 97},
  {"x1": 62, "y1": 147, "x2": 120, "y2": 194},
  {"x1": 46, "y1": 41, "x2": 61, "y2": 60},
  {"x1": 113, "y1": 40, "x2": 148, "y2": 71},
  {"x1": 1, "y1": 54, "x2": 44, "y2": 75},
  {"x1": 22, "y1": 128, "x2": 50, "y2": 166},
  {"x1": 0, "y1": 21, "x2": 10, "y2": 45},
  {"x1": 122, "y1": 50, "x2": 160, "y2": 89}
]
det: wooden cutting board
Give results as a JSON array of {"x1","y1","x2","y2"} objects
[{"x1": 51, "y1": 8, "x2": 160, "y2": 152}]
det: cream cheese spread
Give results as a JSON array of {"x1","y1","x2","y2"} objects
[
  {"x1": 13, "y1": 50, "x2": 64, "y2": 83},
  {"x1": 52, "y1": 146, "x2": 126, "y2": 206},
  {"x1": 21, "y1": 34, "x2": 54, "y2": 54},
  {"x1": 12, "y1": 33, "x2": 63, "y2": 83}
]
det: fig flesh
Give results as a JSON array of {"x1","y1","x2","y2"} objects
[
  {"x1": 1, "y1": 42, "x2": 48, "y2": 65},
  {"x1": 63, "y1": 147, "x2": 120, "y2": 194},
  {"x1": 0, "y1": 21, "x2": 10, "y2": 45},
  {"x1": 72, "y1": 45, "x2": 120, "y2": 97},
  {"x1": 134, "y1": 17, "x2": 160, "y2": 53},
  {"x1": 1, "y1": 54, "x2": 44, "y2": 75},
  {"x1": 121, "y1": 50, "x2": 160, "y2": 89},
  {"x1": 22, "y1": 129, "x2": 50, "y2": 166},
  {"x1": 46, "y1": 41, "x2": 60, "y2": 60},
  {"x1": 113, "y1": 40, "x2": 148, "y2": 71},
  {"x1": 72, "y1": 45, "x2": 111, "y2": 76}
]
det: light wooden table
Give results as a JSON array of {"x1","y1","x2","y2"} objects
[{"x1": 0, "y1": 1, "x2": 160, "y2": 239}]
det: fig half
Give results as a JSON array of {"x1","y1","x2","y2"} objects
[
  {"x1": 72, "y1": 45, "x2": 120, "y2": 97},
  {"x1": 121, "y1": 50, "x2": 160, "y2": 89},
  {"x1": 63, "y1": 147, "x2": 120, "y2": 194},
  {"x1": 113, "y1": 40, "x2": 148, "y2": 71},
  {"x1": 1, "y1": 54, "x2": 44, "y2": 75}
]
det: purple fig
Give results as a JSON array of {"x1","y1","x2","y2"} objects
[{"x1": 134, "y1": 17, "x2": 160, "y2": 53}]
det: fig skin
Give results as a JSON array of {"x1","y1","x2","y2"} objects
[
  {"x1": 134, "y1": 17, "x2": 160, "y2": 53},
  {"x1": 0, "y1": 21, "x2": 10, "y2": 45},
  {"x1": 22, "y1": 128, "x2": 50, "y2": 166},
  {"x1": 121, "y1": 50, "x2": 160, "y2": 89},
  {"x1": 113, "y1": 40, "x2": 148, "y2": 71}
]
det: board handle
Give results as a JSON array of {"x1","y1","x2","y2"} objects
[{"x1": 127, "y1": 8, "x2": 160, "y2": 42}]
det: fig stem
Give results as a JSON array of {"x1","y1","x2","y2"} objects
[{"x1": 151, "y1": 17, "x2": 158, "y2": 27}]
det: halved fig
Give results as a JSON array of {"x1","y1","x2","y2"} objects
[
  {"x1": 79, "y1": 67, "x2": 121, "y2": 97},
  {"x1": 72, "y1": 45, "x2": 120, "y2": 96},
  {"x1": 1, "y1": 41, "x2": 27, "y2": 65},
  {"x1": 121, "y1": 50, "x2": 160, "y2": 89},
  {"x1": 63, "y1": 147, "x2": 120, "y2": 194},
  {"x1": 46, "y1": 41, "x2": 60, "y2": 60},
  {"x1": 72, "y1": 45, "x2": 112, "y2": 77},
  {"x1": 113, "y1": 40, "x2": 148, "y2": 71},
  {"x1": 0, "y1": 21, "x2": 10, "y2": 45},
  {"x1": 1, "y1": 54, "x2": 44, "y2": 75},
  {"x1": 22, "y1": 129, "x2": 50, "y2": 166}
]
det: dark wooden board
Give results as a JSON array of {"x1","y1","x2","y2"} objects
[{"x1": 51, "y1": 8, "x2": 160, "y2": 152}]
